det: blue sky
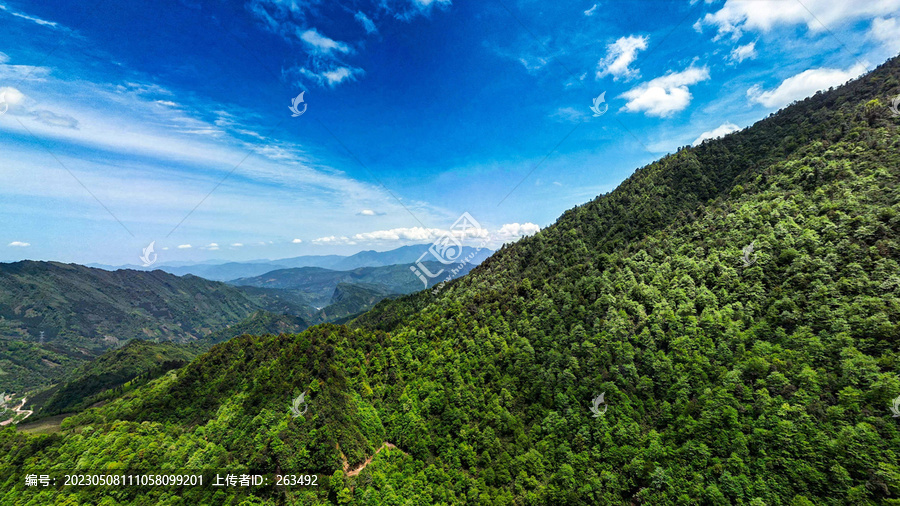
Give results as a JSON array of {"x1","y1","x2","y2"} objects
[{"x1": 1, "y1": 0, "x2": 899, "y2": 265}]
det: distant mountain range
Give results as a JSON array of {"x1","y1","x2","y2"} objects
[
  {"x1": 0, "y1": 245, "x2": 494, "y2": 395},
  {"x1": 230, "y1": 260, "x2": 478, "y2": 307},
  {"x1": 87, "y1": 244, "x2": 493, "y2": 281}
]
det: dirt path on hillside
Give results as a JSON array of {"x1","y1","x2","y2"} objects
[
  {"x1": 0, "y1": 397, "x2": 34, "y2": 426},
  {"x1": 343, "y1": 443, "x2": 407, "y2": 477}
]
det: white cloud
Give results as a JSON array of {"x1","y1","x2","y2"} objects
[
  {"x1": 202, "y1": 242, "x2": 219, "y2": 250},
  {"x1": 177, "y1": 244, "x2": 192, "y2": 249},
  {"x1": 155, "y1": 100, "x2": 178, "y2": 107},
  {"x1": 352, "y1": 227, "x2": 446, "y2": 242},
  {"x1": 8, "y1": 241, "x2": 30, "y2": 247},
  {"x1": 0, "y1": 86, "x2": 25, "y2": 109},
  {"x1": 584, "y1": 4, "x2": 599, "y2": 16},
  {"x1": 0, "y1": 52, "x2": 8, "y2": 64},
  {"x1": 596, "y1": 35, "x2": 648, "y2": 81},
  {"x1": 729, "y1": 41, "x2": 757, "y2": 63},
  {"x1": 620, "y1": 65, "x2": 710, "y2": 117},
  {"x1": 692, "y1": 122, "x2": 740, "y2": 146},
  {"x1": 292, "y1": 238, "x2": 303, "y2": 243},
  {"x1": 347, "y1": 223, "x2": 527, "y2": 244},
  {"x1": 870, "y1": 17, "x2": 900, "y2": 51},
  {"x1": 496, "y1": 223, "x2": 540, "y2": 241},
  {"x1": 312, "y1": 235, "x2": 356, "y2": 245},
  {"x1": 355, "y1": 11, "x2": 377, "y2": 34},
  {"x1": 231, "y1": 243, "x2": 244, "y2": 247},
  {"x1": 700, "y1": 0, "x2": 900, "y2": 39},
  {"x1": 748, "y1": 63, "x2": 867, "y2": 109},
  {"x1": 357, "y1": 209, "x2": 386, "y2": 216},
  {"x1": 299, "y1": 28, "x2": 351, "y2": 55}
]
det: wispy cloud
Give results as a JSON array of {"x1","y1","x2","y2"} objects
[
  {"x1": 596, "y1": 35, "x2": 648, "y2": 81},
  {"x1": 0, "y1": 3, "x2": 60, "y2": 29},
  {"x1": 7, "y1": 241, "x2": 30, "y2": 247},
  {"x1": 550, "y1": 106, "x2": 588, "y2": 123},
  {"x1": 396, "y1": 0, "x2": 451, "y2": 20},
  {"x1": 355, "y1": 11, "x2": 377, "y2": 34},
  {"x1": 729, "y1": 41, "x2": 757, "y2": 64},
  {"x1": 29, "y1": 109, "x2": 79, "y2": 129},
  {"x1": 297, "y1": 65, "x2": 364, "y2": 86},
  {"x1": 299, "y1": 28, "x2": 351, "y2": 55}
]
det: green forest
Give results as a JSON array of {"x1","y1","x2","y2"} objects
[{"x1": 3, "y1": 53, "x2": 900, "y2": 505}]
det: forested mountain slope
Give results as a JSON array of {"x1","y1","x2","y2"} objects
[
  {"x1": 28, "y1": 340, "x2": 205, "y2": 418},
  {"x1": 0, "y1": 261, "x2": 309, "y2": 352},
  {"x1": 0, "y1": 262, "x2": 313, "y2": 392},
  {"x1": 203, "y1": 310, "x2": 310, "y2": 345},
  {"x1": 3, "y1": 56, "x2": 900, "y2": 505}
]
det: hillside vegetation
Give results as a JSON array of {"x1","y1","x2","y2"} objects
[
  {"x1": 28, "y1": 340, "x2": 205, "y2": 418},
  {"x1": 0, "y1": 262, "x2": 313, "y2": 392},
  {"x1": 3, "y1": 56, "x2": 900, "y2": 505}
]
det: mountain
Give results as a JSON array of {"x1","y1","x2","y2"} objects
[
  {"x1": 330, "y1": 244, "x2": 492, "y2": 271},
  {"x1": 20, "y1": 312, "x2": 309, "y2": 421},
  {"x1": 0, "y1": 261, "x2": 311, "y2": 352},
  {"x1": 27, "y1": 340, "x2": 204, "y2": 418},
  {"x1": 158, "y1": 262, "x2": 293, "y2": 281},
  {"x1": 4, "y1": 55, "x2": 900, "y2": 505},
  {"x1": 0, "y1": 340, "x2": 81, "y2": 395},
  {"x1": 154, "y1": 255, "x2": 347, "y2": 278},
  {"x1": 229, "y1": 260, "x2": 478, "y2": 307},
  {"x1": 256, "y1": 254, "x2": 347, "y2": 269},
  {"x1": 314, "y1": 283, "x2": 402, "y2": 323},
  {"x1": 203, "y1": 310, "x2": 310, "y2": 345},
  {"x1": 0, "y1": 261, "x2": 313, "y2": 392}
]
